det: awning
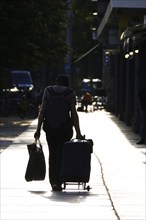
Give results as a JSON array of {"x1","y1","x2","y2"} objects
[{"x1": 74, "y1": 44, "x2": 100, "y2": 63}]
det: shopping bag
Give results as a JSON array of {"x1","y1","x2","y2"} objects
[{"x1": 25, "y1": 139, "x2": 46, "y2": 181}]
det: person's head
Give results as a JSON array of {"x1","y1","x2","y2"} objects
[{"x1": 55, "y1": 74, "x2": 69, "y2": 87}]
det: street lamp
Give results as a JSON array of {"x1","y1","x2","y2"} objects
[{"x1": 134, "y1": 47, "x2": 139, "y2": 54}]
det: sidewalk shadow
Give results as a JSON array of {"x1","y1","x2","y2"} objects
[
  {"x1": 0, "y1": 116, "x2": 32, "y2": 151},
  {"x1": 28, "y1": 189, "x2": 98, "y2": 204},
  {"x1": 46, "y1": 190, "x2": 90, "y2": 203},
  {"x1": 0, "y1": 140, "x2": 13, "y2": 148},
  {"x1": 108, "y1": 112, "x2": 146, "y2": 148}
]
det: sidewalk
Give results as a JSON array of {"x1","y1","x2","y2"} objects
[
  {"x1": 0, "y1": 110, "x2": 145, "y2": 220},
  {"x1": 0, "y1": 116, "x2": 32, "y2": 153}
]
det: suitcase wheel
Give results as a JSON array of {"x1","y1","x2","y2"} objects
[
  {"x1": 62, "y1": 182, "x2": 66, "y2": 190},
  {"x1": 83, "y1": 183, "x2": 91, "y2": 191},
  {"x1": 62, "y1": 182, "x2": 91, "y2": 191},
  {"x1": 86, "y1": 185, "x2": 91, "y2": 191}
]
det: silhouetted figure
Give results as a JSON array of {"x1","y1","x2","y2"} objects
[
  {"x1": 137, "y1": 87, "x2": 146, "y2": 145},
  {"x1": 81, "y1": 91, "x2": 92, "y2": 112},
  {"x1": 34, "y1": 74, "x2": 85, "y2": 191}
]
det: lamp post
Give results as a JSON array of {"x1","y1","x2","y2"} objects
[{"x1": 65, "y1": 0, "x2": 73, "y2": 86}]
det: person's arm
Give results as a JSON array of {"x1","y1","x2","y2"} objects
[
  {"x1": 71, "y1": 104, "x2": 85, "y2": 139},
  {"x1": 34, "y1": 100, "x2": 46, "y2": 139}
]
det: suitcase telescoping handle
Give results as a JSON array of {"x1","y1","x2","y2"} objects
[
  {"x1": 71, "y1": 138, "x2": 93, "y2": 146},
  {"x1": 71, "y1": 138, "x2": 82, "y2": 142}
]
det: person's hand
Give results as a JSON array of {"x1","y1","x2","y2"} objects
[
  {"x1": 76, "y1": 133, "x2": 85, "y2": 140},
  {"x1": 34, "y1": 130, "x2": 41, "y2": 139}
]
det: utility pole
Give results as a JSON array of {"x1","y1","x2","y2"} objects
[{"x1": 65, "y1": 0, "x2": 73, "y2": 86}]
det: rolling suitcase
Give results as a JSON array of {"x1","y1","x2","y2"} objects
[{"x1": 60, "y1": 139, "x2": 93, "y2": 191}]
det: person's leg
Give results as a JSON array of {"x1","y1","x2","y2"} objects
[
  {"x1": 140, "y1": 111, "x2": 146, "y2": 142},
  {"x1": 85, "y1": 103, "x2": 88, "y2": 112},
  {"x1": 137, "y1": 110, "x2": 146, "y2": 144},
  {"x1": 81, "y1": 100, "x2": 84, "y2": 111},
  {"x1": 46, "y1": 134, "x2": 62, "y2": 187},
  {"x1": 46, "y1": 128, "x2": 73, "y2": 191}
]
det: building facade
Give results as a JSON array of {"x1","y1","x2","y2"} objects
[{"x1": 96, "y1": 0, "x2": 146, "y2": 132}]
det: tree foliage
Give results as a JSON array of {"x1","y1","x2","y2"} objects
[
  {"x1": 72, "y1": 0, "x2": 101, "y2": 79},
  {"x1": 72, "y1": 0, "x2": 96, "y2": 60},
  {"x1": 0, "y1": 0, "x2": 102, "y2": 89},
  {"x1": 0, "y1": 0, "x2": 67, "y2": 72}
]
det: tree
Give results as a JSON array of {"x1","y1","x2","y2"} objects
[
  {"x1": 71, "y1": 0, "x2": 102, "y2": 91},
  {"x1": 0, "y1": 0, "x2": 67, "y2": 73},
  {"x1": 72, "y1": 0, "x2": 95, "y2": 59}
]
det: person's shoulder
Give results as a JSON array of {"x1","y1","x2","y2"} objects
[
  {"x1": 44, "y1": 85, "x2": 52, "y2": 91},
  {"x1": 67, "y1": 87, "x2": 76, "y2": 96},
  {"x1": 44, "y1": 85, "x2": 54, "y2": 92},
  {"x1": 66, "y1": 87, "x2": 74, "y2": 93},
  {"x1": 43, "y1": 86, "x2": 53, "y2": 98}
]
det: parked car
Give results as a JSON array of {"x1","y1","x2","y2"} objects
[{"x1": 11, "y1": 70, "x2": 33, "y2": 91}]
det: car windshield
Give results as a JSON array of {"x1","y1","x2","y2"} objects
[{"x1": 11, "y1": 71, "x2": 33, "y2": 87}]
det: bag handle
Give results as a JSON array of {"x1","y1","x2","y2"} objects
[{"x1": 35, "y1": 138, "x2": 42, "y2": 148}]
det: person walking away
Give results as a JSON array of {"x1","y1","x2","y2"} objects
[
  {"x1": 34, "y1": 74, "x2": 85, "y2": 191},
  {"x1": 137, "y1": 87, "x2": 146, "y2": 145}
]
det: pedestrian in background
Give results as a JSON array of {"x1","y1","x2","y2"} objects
[
  {"x1": 137, "y1": 87, "x2": 146, "y2": 145},
  {"x1": 34, "y1": 74, "x2": 85, "y2": 191},
  {"x1": 81, "y1": 91, "x2": 92, "y2": 112}
]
